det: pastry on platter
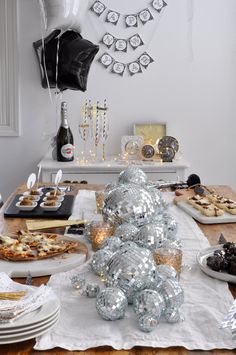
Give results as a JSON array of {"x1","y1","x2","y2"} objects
[
  {"x1": 188, "y1": 195, "x2": 224, "y2": 217},
  {"x1": 207, "y1": 193, "x2": 236, "y2": 215}
]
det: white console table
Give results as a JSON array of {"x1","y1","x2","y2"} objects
[{"x1": 38, "y1": 153, "x2": 190, "y2": 184}]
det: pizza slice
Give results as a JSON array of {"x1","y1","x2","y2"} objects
[{"x1": 0, "y1": 232, "x2": 80, "y2": 261}]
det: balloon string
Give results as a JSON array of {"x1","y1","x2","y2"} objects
[
  {"x1": 186, "y1": 0, "x2": 194, "y2": 62},
  {"x1": 38, "y1": 0, "x2": 53, "y2": 105}
]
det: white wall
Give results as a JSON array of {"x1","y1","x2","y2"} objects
[{"x1": 0, "y1": 0, "x2": 235, "y2": 200}]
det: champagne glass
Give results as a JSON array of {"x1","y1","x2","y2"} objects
[
  {"x1": 100, "y1": 99, "x2": 109, "y2": 161},
  {"x1": 92, "y1": 101, "x2": 101, "y2": 160},
  {"x1": 78, "y1": 100, "x2": 89, "y2": 162}
]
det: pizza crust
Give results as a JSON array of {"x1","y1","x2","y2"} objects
[{"x1": 0, "y1": 232, "x2": 80, "y2": 262}]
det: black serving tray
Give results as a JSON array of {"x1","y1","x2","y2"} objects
[{"x1": 4, "y1": 194, "x2": 75, "y2": 219}]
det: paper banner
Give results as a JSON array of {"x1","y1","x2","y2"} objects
[
  {"x1": 138, "y1": 52, "x2": 154, "y2": 68},
  {"x1": 127, "y1": 61, "x2": 142, "y2": 76},
  {"x1": 101, "y1": 33, "x2": 115, "y2": 48},
  {"x1": 98, "y1": 52, "x2": 114, "y2": 68},
  {"x1": 125, "y1": 14, "x2": 138, "y2": 27},
  {"x1": 151, "y1": 0, "x2": 168, "y2": 13},
  {"x1": 105, "y1": 10, "x2": 120, "y2": 25},
  {"x1": 90, "y1": 0, "x2": 106, "y2": 16},
  {"x1": 129, "y1": 34, "x2": 144, "y2": 49},
  {"x1": 138, "y1": 8, "x2": 154, "y2": 24},
  {"x1": 114, "y1": 39, "x2": 128, "y2": 52},
  {"x1": 111, "y1": 62, "x2": 126, "y2": 76}
]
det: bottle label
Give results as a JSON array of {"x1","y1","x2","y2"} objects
[{"x1": 61, "y1": 144, "x2": 74, "y2": 159}]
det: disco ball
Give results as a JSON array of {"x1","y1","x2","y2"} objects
[
  {"x1": 162, "y1": 213, "x2": 178, "y2": 240},
  {"x1": 114, "y1": 223, "x2": 139, "y2": 242},
  {"x1": 118, "y1": 166, "x2": 148, "y2": 185},
  {"x1": 161, "y1": 278, "x2": 184, "y2": 309},
  {"x1": 105, "y1": 245, "x2": 157, "y2": 303},
  {"x1": 133, "y1": 222, "x2": 166, "y2": 250},
  {"x1": 155, "y1": 264, "x2": 178, "y2": 280},
  {"x1": 138, "y1": 313, "x2": 159, "y2": 333},
  {"x1": 103, "y1": 183, "x2": 156, "y2": 227},
  {"x1": 100, "y1": 236, "x2": 123, "y2": 252},
  {"x1": 164, "y1": 307, "x2": 181, "y2": 323},
  {"x1": 133, "y1": 289, "x2": 164, "y2": 318},
  {"x1": 96, "y1": 287, "x2": 128, "y2": 321},
  {"x1": 90, "y1": 249, "x2": 113, "y2": 276}
]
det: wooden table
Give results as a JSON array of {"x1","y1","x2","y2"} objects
[{"x1": 0, "y1": 183, "x2": 235, "y2": 355}]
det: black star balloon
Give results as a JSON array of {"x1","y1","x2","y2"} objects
[{"x1": 33, "y1": 30, "x2": 99, "y2": 91}]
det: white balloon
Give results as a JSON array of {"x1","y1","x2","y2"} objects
[{"x1": 39, "y1": 0, "x2": 87, "y2": 32}]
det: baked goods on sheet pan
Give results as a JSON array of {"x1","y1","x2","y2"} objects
[
  {"x1": 0, "y1": 231, "x2": 79, "y2": 261},
  {"x1": 188, "y1": 192, "x2": 236, "y2": 217}
]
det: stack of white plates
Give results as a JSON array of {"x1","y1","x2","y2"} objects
[{"x1": 0, "y1": 298, "x2": 60, "y2": 344}]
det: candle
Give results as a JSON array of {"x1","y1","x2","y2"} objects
[
  {"x1": 90, "y1": 221, "x2": 115, "y2": 250},
  {"x1": 95, "y1": 191, "x2": 105, "y2": 214},
  {"x1": 153, "y1": 248, "x2": 183, "y2": 275}
]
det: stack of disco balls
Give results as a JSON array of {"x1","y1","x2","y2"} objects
[{"x1": 87, "y1": 165, "x2": 184, "y2": 332}]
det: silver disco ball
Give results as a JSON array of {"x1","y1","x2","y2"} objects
[
  {"x1": 100, "y1": 236, "x2": 123, "y2": 252},
  {"x1": 96, "y1": 287, "x2": 128, "y2": 321},
  {"x1": 162, "y1": 213, "x2": 178, "y2": 240},
  {"x1": 118, "y1": 166, "x2": 148, "y2": 185},
  {"x1": 138, "y1": 313, "x2": 159, "y2": 333},
  {"x1": 164, "y1": 307, "x2": 181, "y2": 323},
  {"x1": 105, "y1": 245, "x2": 157, "y2": 303},
  {"x1": 161, "y1": 278, "x2": 184, "y2": 309},
  {"x1": 90, "y1": 249, "x2": 114, "y2": 276},
  {"x1": 114, "y1": 223, "x2": 139, "y2": 242},
  {"x1": 145, "y1": 186, "x2": 165, "y2": 211},
  {"x1": 133, "y1": 289, "x2": 165, "y2": 318},
  {"x1": 133, "y1": 222, "x2": 166, "y2": 250},
  {"x1": 104, "y1": 182, "x2": 118, "y2": 197},
  {"x1": 103, "y1": 183, "x2": 156, "y2": 227}
]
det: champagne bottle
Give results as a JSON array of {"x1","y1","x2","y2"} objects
[{"x1": 56, "y1": 101, "x2": 74, "y2": 162}]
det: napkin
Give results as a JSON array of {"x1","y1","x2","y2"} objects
[{"x1": 0, "y1": 272, "x2": 57, "y2": 323}]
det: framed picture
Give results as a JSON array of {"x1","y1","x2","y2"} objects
[{"x1": 133, "y1": 123, "x2": 166, "y2": 145}]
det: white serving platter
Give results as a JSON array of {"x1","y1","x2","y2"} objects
[
  {"x1": 0, "y1": 236, "x2": 87, "y2": 277},
  {"x1": 196, "y1": 244, "x2": 236, "y2": 284},
  {"x1": 176, "y1": 201, "x2": 236, "y2": 224}
]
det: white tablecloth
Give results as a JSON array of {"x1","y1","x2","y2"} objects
[{"x1": 34, "y1": 191, "x2": 236, "y2": 351}]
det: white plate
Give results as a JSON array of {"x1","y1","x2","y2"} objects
[
  {"x1": 0, "y1": 298, "x2": 60, "y2": 330},
  {"x1": 0, "y1": 310, "x2": 59, "y2": 336},
  {"x1": 43, "y1": 196, "x2": 64, "y2": 202},
  {"x1": 15, "y1": 201, "x2": 37, "y2": 211},
  {"x1": 0, "y1": 235, "x2": 87, "y2": 277},
  {"x1": 19, "y1": 195, "x2": 40, "y2": 202},
  {"x1": 0, "y1": 313, "x2": 59, "y2": 344},
  {"x1": 46, "y1": 191, "x2": 65, "y2": 198},
  {"x1": 40, "y1": 201, "x2": 61, "y2": 211},
  {"x1": 196, "y1": 244, "x2": 236, "y2": 283},
  {"x1": 23, "y1": 189, "x2": 43, "y2": 197},
  {"x1": 177, "y1": 201, "x2": 236, "y2": 224}
]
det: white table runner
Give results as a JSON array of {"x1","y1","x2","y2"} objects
[{"x1": 34, "y1": 191, "x2": 236, "y2": 351}]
